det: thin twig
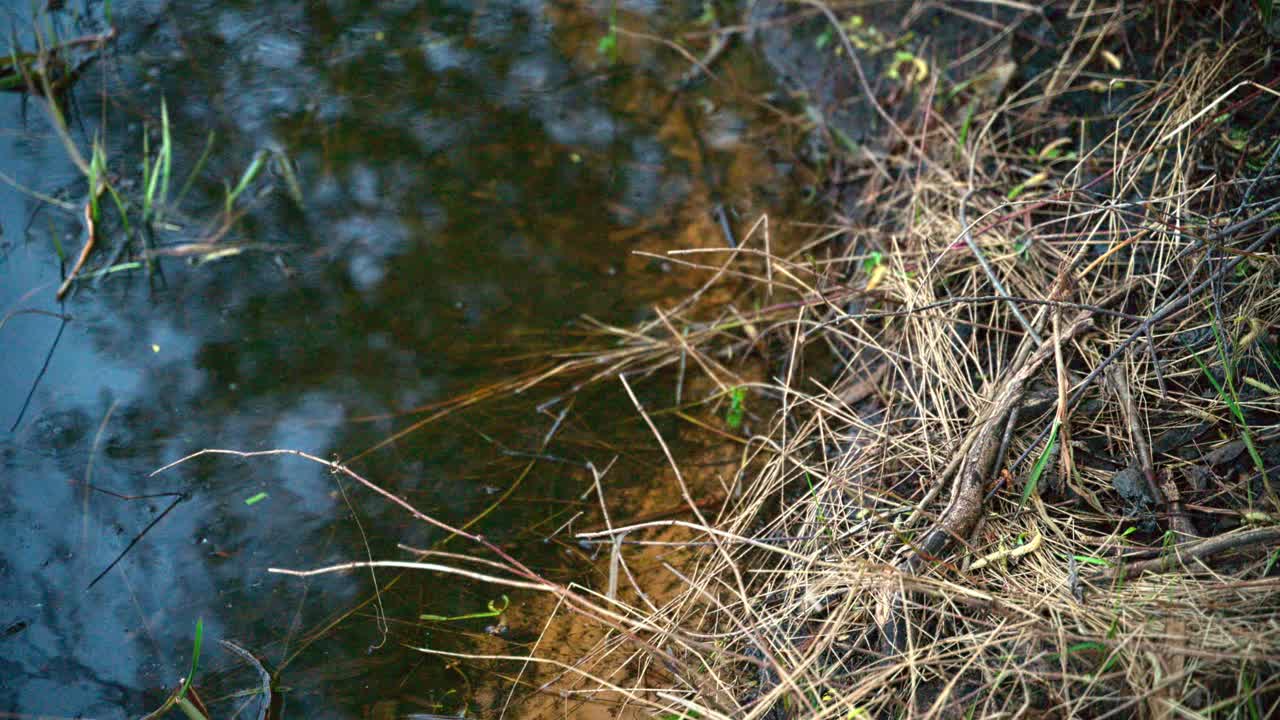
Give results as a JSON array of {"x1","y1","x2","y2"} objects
[{"x1": 959, "y1": 190, "x2": 1042, "y2": 344}]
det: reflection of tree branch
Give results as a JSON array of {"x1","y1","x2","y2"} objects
[
  {"x1": 9, "y1": 314, "x2": 67, "y2": 432},
  {"x1": 220, "y1": 640, "x2": 271, "y2": 720},
  {"x1": 86, "y1": 492, "x2": 187, "y2": 589}
]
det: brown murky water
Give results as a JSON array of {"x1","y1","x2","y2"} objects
[{"x1": 0, "y1": 1, "x2": 803, "y2": 716}]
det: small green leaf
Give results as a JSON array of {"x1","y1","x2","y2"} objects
[
  {"x1": 244, "y1": 492, "x2": 268, "y2": 506},
  {"x1": 1068, "y1": 641, "x2": 1107, "y2": 653},
  {"x1": 596, "y1": 33, "x2": 616, "y2": 57},
  {"x1": 725, "y1": 387, "x2": 746, "y2": 429},
  {"x1": 862, "y1": 251, "x2": 884, "y2": 272},
  {"x1": 1072, "y1": 554, "x2": 1110, "y2": 567},
  {"x1": 696, "y1": 2, "x2": 715, "y2": 25}
]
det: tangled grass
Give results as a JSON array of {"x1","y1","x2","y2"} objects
[{"x1": 483, "y1": 4, "x2": 1280, "y2": 718}]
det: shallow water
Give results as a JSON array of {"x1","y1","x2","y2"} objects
[{"x1": 0, "y1": 1, "x2": 794, "y2": 716}]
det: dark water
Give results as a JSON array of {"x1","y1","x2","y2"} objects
[{"x1": 1, "y1": 1, "x2": 792, "y2": 717}]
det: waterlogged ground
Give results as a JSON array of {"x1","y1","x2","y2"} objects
[{"x1": 0, "y1": 1, "x2": 797, "y2": 717}]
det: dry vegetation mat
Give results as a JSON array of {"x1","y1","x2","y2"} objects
[{"x1": 485, "y1": 4, "x2": 1280, "y2": 719}]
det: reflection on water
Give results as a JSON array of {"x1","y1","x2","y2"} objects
[{"x1": 0, "y1": 1, "x2": 793, "y2": 716}]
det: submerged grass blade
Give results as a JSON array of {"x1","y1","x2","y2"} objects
[
  {"x1": 420, "y1": 594, "x2": 509, "y2": 623},
  {"x1": 80, "y1": 261, "x2": 142, "y2": 279},
  {"x1": 174, "y1": 131, "x2": 215, "y2": 209},
  {"x1": 87, "y1": 140, "x2": 105, "y2": 223},
  {"x1": 159, "y1": 99, "x2": 172, "y2": 215},
  {"x1": 142, "y1": 125, "x2": 157, "y2": 220},
  {"x1": 225, "y1": 151, "x2": 265, "y2": 213}
]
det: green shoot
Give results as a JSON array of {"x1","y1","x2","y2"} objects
[
  {"x1": 1072, "y1": 554, "x2": 1109, "y2": 567},
  {"x1": 142, "y1": 99, "x2": 172, "y2": 223},
  {"x1": 725, "y1": 387, "x2": 746, "y2": 429},
  {"x1": 174, "y1": 131, "x2": 216, "y2": 209},
  {"x1": 1264, "y1": 547, "x2": 1280, "y2": 575},
  {"x1": 225, "y1": 151, "x2": 266, "y2": 215},
  {"x1": 957, "y1": 102, "x2": 976, "y2": 152},
  {"x1": 80, "y1": 261, "x2": 142, "y2": 280},
  {"x1": 273, "y1": 150, "x2": 304, "y2": 207},
  {"x1": 1243, "y1": 668, "x2": 1262, "y2": 720},
  {"x1": 87, "y1": 139, "x2": 105, "y2": 224},
  {"x1": 696, "y1": 1, "x2": 716, "y2": 25},
  {"x1": 178, "y1": 617, "x2": 203, "y2": 700},
  {"x1": 1020, "y1": 418, "x2": 1059, "y2": 507},
  {"x1": 421, "y1": 595, "x2": 509, "y2": 622},
  {"x1": 1261, "y1": 339, "x2": 1280, "y2": 372},
  {"x1": 805, "y1": 472, "x2": 832, "y2": 536},
  {"x1": 50, "y1": 227, "x2": 65, "y2": 263},
  {"x1": 1007, "y1": 174, "x2": 1040, "y2": 200},
  {"x1": 1190, "y1": 331, "x2": 1267, "y2": 488},
  {"x1": 597, "y1": 1, "x2": 618, "y2": 63},
  {"x1": 141, "y1": 121, "x2": 153, "y2": 217},
  {"x1": 159, "y1": 100, "x2": 172, "y2": 214}
]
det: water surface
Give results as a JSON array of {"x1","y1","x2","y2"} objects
[{"x1": 0, "y1": 1, "x2": 794, "y2": 716}]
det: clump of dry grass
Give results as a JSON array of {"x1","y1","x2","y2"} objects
[
  {"x1": 222, "y1": 5, "x2": 1278, "y2": 717},
  {"x1": 508, "y1": 4, "x2": 1280, "y2": 719}
]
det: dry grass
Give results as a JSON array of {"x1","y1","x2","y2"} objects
[{"x1": 474, "y1": 4, "x2": 1280, "y2": 719}]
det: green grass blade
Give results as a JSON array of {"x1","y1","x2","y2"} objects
[
  {"x1": 177, "y1": 617, "x2": 203, "y2": 700},
  {"x1": 421, "y1": 595, "x2": 509, "y2": 622},
  {"x1": 158, "y1": 99, "x2": 172, "y2": 214},
  {"x1": 104, "y1": 181, "x2": 131, "y2": 234},
  {"x1": 174, "y1": 131, "x2": 216, "y2": 209},
  {"x1": 1021, "y1": 419, "x2": 1059, "y2": 507},
  {"x1": 958, "y1": 102, "x2": 976, "y2": 151},
  {"x1": 273, "y1": 150, "x2": 305, "y2": 206},
  {"x1": 87, "y1": 141, "x2": 105, "y2": 223},
  {"x1": 725, "y1": 387, "x2": 746, "y2": 429},
  {"x1": 225, "y1": 151, "x2": 265, "y2": 212},
  {"x1": 1191, "y1": 349, "x2": 1266, "y2": 479},
  {"x1": 142, "y1": 124, "x2": 158, "y2": 221}
]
